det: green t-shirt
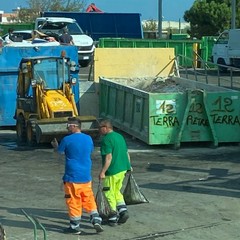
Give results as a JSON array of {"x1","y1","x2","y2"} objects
[{"x1": 101, "y1": 131, "x2": 131, "y2": 176}]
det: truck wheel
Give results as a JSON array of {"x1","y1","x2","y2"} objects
[
  {"x1": 16, "y1": 115, "x2": 27, "y2": 146},
  {"x1": 26, "y1": 120, "x2": 37, "y2": 147},
  {"x1": 217, "y1": 59, "x2": 228, "y2": 73},
  {"x1": 79, "y1": 60, "x2": 90, "y2": 68}
]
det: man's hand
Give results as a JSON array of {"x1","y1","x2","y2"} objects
[
  {"x1": 51, "y1": 138, "x2": 58, "y2": 150},
  {"x1": 99, "y1": 171, "x2": 106, "y2": 180}
]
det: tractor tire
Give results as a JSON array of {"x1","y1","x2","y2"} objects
[
  {"x1": 26, "y1": 120, "x2": 37, "y2": 147},
  {"x1": 16, "y1": 115, "x2": 27, "y2": 146},
  {"x1": 79, "y1": 59, "x2": 91, "y2": 68}
]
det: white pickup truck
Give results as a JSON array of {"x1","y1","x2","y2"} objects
[
  {"x1": 35, "y1": 17, "x2": 95, "y2": 67},
  {"x1": 212, "y1": 29, "x2": 240, "y2": 71}
]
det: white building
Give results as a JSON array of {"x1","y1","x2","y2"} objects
[
  {"x1": 0, "y1": 11, "x2": 18, "y2": 23},
  {"x1": 142, "y1": 20, "x2": 190, "y2": 39},
  {"x1": 142, "y1": 20, "x2": 190, "y2": 31}
]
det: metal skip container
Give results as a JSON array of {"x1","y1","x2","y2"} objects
[{"x1": 99, "y1": 76, "x2": 240, "y2": 147}]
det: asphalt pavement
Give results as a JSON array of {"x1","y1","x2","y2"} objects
[{"x1": 0, "y1": 129, "x2": 239, "y2": 240}]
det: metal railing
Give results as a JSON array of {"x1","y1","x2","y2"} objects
[
  {"x1": 21, "y1": 209, "x2": 47, "y2": 240},
  {"x1": 176, "y1": 54, "x2": 240, "y2": 91}
]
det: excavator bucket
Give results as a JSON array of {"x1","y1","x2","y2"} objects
[{"x1": 35, "y1": 116, "x2": 100, "y2": 143}]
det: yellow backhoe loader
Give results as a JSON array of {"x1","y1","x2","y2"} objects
[{"x1": 15, "y1": 52, "x2": 99, "y2": 146}]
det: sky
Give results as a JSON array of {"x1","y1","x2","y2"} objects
[{"x1": 0, "y1": 0, "x2": 195, "y2": 21}]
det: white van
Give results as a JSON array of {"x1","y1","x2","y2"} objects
[
  {"x1": 212, "y1": 29, "x2": 240, "y2": 71},
  {"x1": 35, "y1": 17, "x2": 95, "y2": 67}
]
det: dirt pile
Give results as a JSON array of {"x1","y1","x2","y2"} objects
[{"x1": 114, "y1": 77, "x2": 187, "y2": 93}]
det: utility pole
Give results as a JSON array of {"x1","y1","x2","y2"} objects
[
  {"x1": 158, "y1": 0, "x2": 162, "y2": 38},
  {"x1": 231, "y1": 0, "x2": 236, "y2": 29}
]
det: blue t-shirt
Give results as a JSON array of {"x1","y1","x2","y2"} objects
[{"x1": 57, "y1": 132, "x2": 94, "y2": 183}]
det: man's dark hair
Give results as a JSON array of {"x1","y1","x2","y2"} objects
[
  {"x1": 63, "y1": 27, "x2": 68, "y2": 34},
  {"x1": 8, "y1": 28, "x2": 14, "y2": 34},
  {"x1": 68, "y1": 117, "x2": 81, "y2": 127},
  {"x1": 100, "y1": 119, "x2": 113, "y2": 129}
]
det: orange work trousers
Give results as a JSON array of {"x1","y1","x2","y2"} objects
[{"x1": 64, "y1": 182, "x2": 97, "y2": 219}]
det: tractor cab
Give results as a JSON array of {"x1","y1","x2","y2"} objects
[{"x1": 17, "y1": 55, "x2": 77, "y2": 98}]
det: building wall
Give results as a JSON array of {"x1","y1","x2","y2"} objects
[
  {"x1": 142, "y1": 20, "x2": 190, "y2": 31},
  {"x1": 0, "y1": 11, "x2": 18, "y2": 23}
]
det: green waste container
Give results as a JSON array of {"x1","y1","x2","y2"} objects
[
  {"x1": 118, "y1": 39, "x2": 135, "y2": 48},
  {"x1": 98, "y1": 38, "x2": 201, "y2": 67},
  {"x1": 99, "y1": 76, "x2": 240, "y2": 147},
  {"x1": 200, "y1": 36, "x2": 217, "y2": 68},
  {"x1": 170, "y1": 34, "x2": 190, "y2": 40},
  {"x1": 0, "y1": 23, "x2": 34, "y2": 36}
]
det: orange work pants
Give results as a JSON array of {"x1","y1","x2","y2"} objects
[{"x1": 64, "y1": 182, "x2": 97, "y2": 219}]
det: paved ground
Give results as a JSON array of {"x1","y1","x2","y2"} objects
[{"x1": 0, "y1": 129, "x2": 239, "y2": 240}]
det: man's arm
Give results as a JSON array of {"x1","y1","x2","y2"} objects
[
  {"x1": 70, "y1": 36, "x2": 74, "y2": 45},
  {"x1": 99, "y1": 153, "x2": 112, "y2": 179},
  {"x1": 51, "y1": 138, "x2": 65, "y2": 155}
]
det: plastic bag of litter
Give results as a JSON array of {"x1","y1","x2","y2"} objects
[
  {"x1": 123, "y1": 172, "x2": 149, "y2": 205},
  {"x1": 95, "y1": 182, "x2": 115, "y2": 220},
  {"x1": 0, "y1": 223, "x2": 6, "y2": 240}
]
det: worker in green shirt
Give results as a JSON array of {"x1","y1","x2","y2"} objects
[{"x1": 99, "y1": 119, "x2": 132, "y2": 226}]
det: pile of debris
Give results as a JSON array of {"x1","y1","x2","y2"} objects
[{"x1": 114, "y1": 77, "x2": 187, "y2": 93}]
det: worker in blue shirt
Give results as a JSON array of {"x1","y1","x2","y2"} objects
[{"x1": 51, "y1": 117, "x2": 103, "y2": 235}]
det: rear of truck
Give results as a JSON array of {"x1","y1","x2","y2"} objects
[{"x1": 35, "y1": 17, "x2": 95, "y2": 67}]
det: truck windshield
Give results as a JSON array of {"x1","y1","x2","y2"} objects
[
  {"x1": 216, "y1": 32, "x2": 229, "y2": 44},
  {"x1": 40, "y1": 21, "x2": 84, "y2": 35},
  {"x1": 33, "y1": 58, "x2": 69, "y2": 89}
]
